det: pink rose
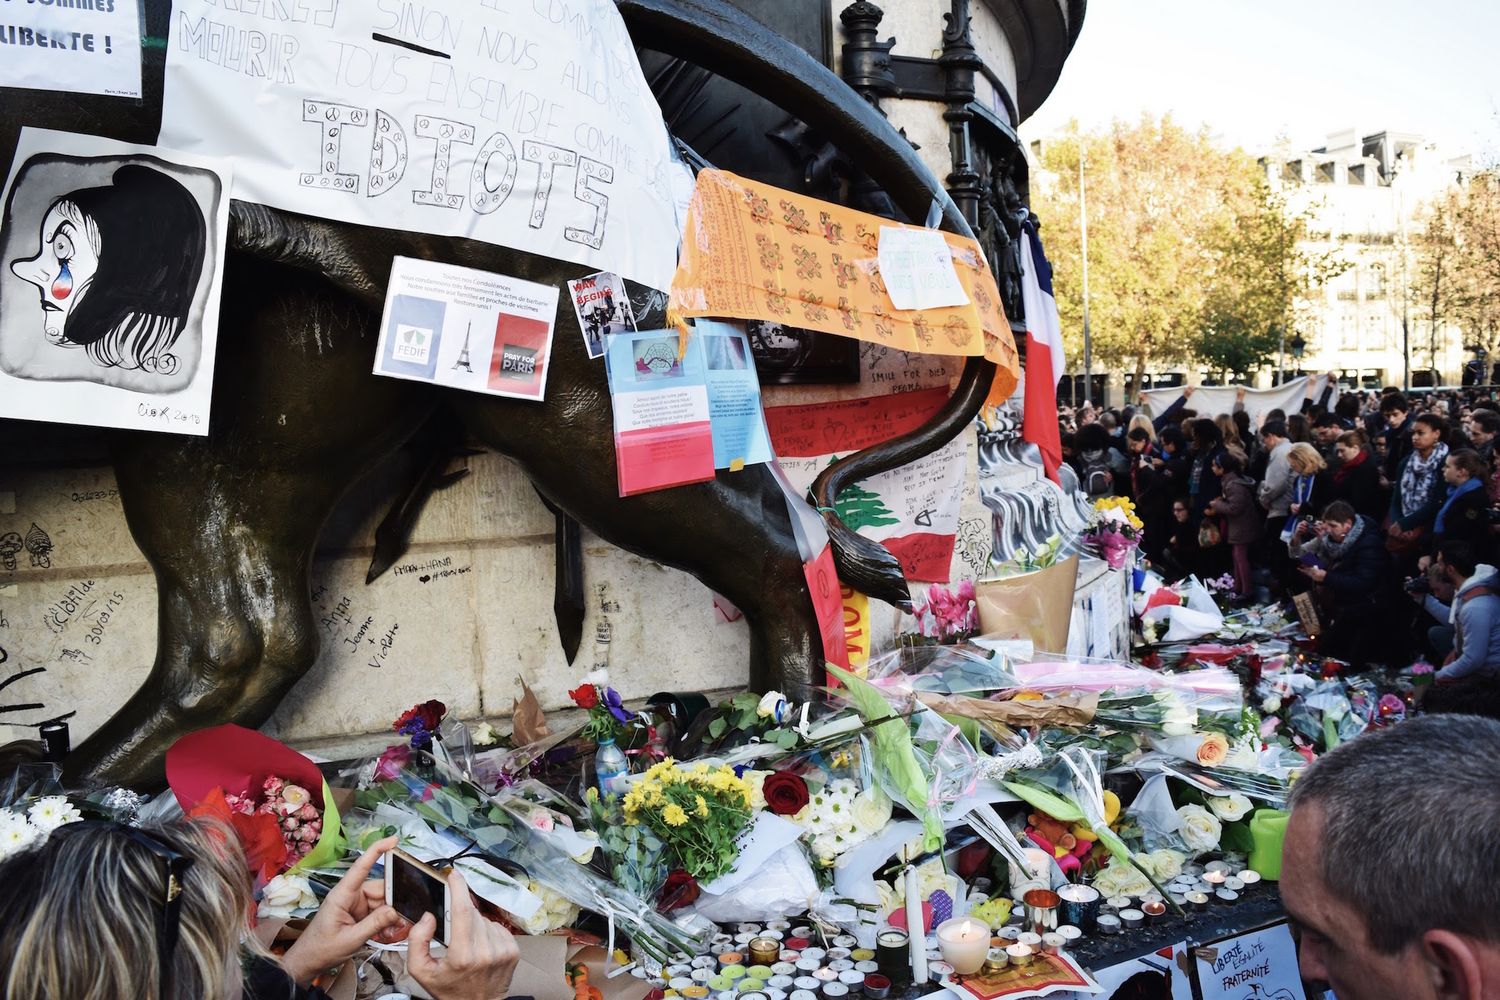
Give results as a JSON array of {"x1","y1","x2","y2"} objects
[
  {"x1": 297, "y1": 803, "x2": 319, "y2": 822},
  {"x1": 282, "y1": 816, "x2": 300, "y2": 831}
]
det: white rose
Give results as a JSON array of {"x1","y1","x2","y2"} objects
[
  {"x1": 757, "y1": 691, "x2": 788, "y2": 720},
  {"x1": 1092, "y1": 859, "x2": 1151, "y2": 898},
  {"x1": 472, "y1": 721, "x2": 499, "y2": 747},
  {"x1": 851, "y1": 787, "x2": 892, "y2": 834},
  {"x1": 1207, "y1": 793, "x2": 1253, "y2": 823},
  {"x1": 1141, "y1": 849, "x2": 1187, "y2": 881},
  {"x1": 258, "y1": 874, "x2": 317, "y2": 918},
  {"x1": 1161, "y1": 706, "x2": 1198, "y2": 737},
  {"x1": 1261, "y1": 696, "x2": 1282, "y2": 714},
  {"x1": 26, "y1": 796, "x2": 82, "y2": 833},
  {"x1": 745, "y1": 770, "x2": 771, "y2": 812},
  {"x1": 280, "y1": 785, "x2": 311, "y2": 813},
  {"x1": 1176, "y1": 804, "x2": 1223, "y2": 853}
]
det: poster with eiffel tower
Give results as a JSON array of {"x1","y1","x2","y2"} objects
[{"x1": 373, "y1": 255, "x2": 558, "y2": 402}]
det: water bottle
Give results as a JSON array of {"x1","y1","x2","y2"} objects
[{"x1": 593, "y1": 736, "x2": 628, "y2": 795}]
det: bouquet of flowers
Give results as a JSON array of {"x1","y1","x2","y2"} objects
[
  {"x1": 393, "y1": 699, "x2": 447, "y2": 749},
  {"x1": 0, "y1": 795, "x2": 82, "y2": 862},
  {"x1": 569, "y1": 670, "x2": 634, "y2": 741},
  {"x1": 903, "y1": 581, "x2": 980, "y2": 646},
  {"x1": 1086, "y1": 496, "x2": 1144, "y2": 569},
  {"x1": 621, "y1": 760, "x2": 753, "y2": 881},
  {"x1": 165, "y1": 724, "x2": 343, "y2": 883}
]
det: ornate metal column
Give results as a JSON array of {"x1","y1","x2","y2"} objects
[
  {"x1": 839, "y1": 2, "x2": 897, "y2": 108},
  {"x1": 940, "y1": 0, "x2": 983, "y2": 229}
]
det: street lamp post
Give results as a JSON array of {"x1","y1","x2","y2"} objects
[{"x1": 1079, "y1": 142, "x2": 1092, "y2": 408}]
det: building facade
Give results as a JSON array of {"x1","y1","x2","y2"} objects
[{"x1": 1262, "y1": 129, "x2": 1473, "y2": 389}]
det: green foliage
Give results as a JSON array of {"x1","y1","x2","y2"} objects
[{"x1": 1031, "y1": 116, "x2": 1346, "y2": 385}]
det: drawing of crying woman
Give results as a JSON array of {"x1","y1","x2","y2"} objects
[{"x1": 9, "y1": 163, "x2": 205, "y2": 375}]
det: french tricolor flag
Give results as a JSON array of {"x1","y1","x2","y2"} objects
[{"x1": 1019, "y1": 220, "x2": 1065, "y2": 484}]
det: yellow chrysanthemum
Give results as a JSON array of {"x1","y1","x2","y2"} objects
[
  {"x1": 696, "y1": 795, "x2": 709, "y2": 818},
  {"x1": 663, "y1": 803, "x2": 689, "y2": 827}
]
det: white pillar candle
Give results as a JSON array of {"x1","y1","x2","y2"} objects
[
  {"x1": 904, "y1": 866, "x2": 927, "y2": 985},
  {"x1": 936, "y1": 918, "x2": 989, "y2": 975}
]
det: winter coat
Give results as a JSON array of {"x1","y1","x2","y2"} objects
[
  {"x1": 1437, "y1": 566, "x2": 1500, "y2": 683},
  {"x1": 1291, "y1": 514, "x2": 1389, "y2": 617},
  {"x1": 1432, "y1": 478, "x2": 1493, "y2": 552},
  {"x1": 1209, "y1": 473, "x2": 1260, "y2": 546},
  {"x1": 1258, "y1": 441, "x2": 1295, "y2": 516},
  {"x1": 1328, "y1": 450, "x2": 1385, "y2": 521}
]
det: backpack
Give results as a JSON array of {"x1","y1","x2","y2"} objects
[{"x1": 1082, "y1": 455, "x2": 1115, "y2": 498}]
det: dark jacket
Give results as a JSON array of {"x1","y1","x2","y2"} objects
[
  {"x1": 1293, "y1": 514, "x2": 1390, "y2": 617},
  {"x1": 1209, "y1": 473, "x2": 1260, "y2": 545},
  {"x1": 1383, "y1": 415, "x2": 1414, "y2": 483},
  {"x1": 1328, "y1": 450, "x2": 1385, "y2": 521},
  {"x1": 1389, "y1": 449, "x2": 1449, "y2": 532},
  {"x1": 1432, "y1": 479, "x2": 1492, "y2": 552}
]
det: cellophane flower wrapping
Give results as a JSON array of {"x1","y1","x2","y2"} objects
[{"x1": 339, "y1": 745, "x2": 713, "y2": 965}]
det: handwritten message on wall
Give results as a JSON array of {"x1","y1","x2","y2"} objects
[{"x1": 160, "y1": 0, "x2": 684, "y2": 288}]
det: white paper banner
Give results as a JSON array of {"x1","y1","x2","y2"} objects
[
  {"x1": 1142, "y1": 374, "x2": 1339, "y2": 428},
  {"x1": 159, "y1": 0, "x2": 683, "y2": 289},
  {"x1": 0, "y1": 0, "x2": 143, "y2": 99}
]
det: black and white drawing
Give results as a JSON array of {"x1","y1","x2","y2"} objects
[{"x1": 0, "y1": 128, "x2": 229, "y2": 434}]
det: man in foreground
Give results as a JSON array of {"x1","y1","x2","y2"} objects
[{"x1": 1281, "y1": 714, "x2": 1500, "y2": 999}]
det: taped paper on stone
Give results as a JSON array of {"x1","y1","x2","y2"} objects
[
  {"x1": 668, "y1": 169, "x2": 1019, "y2": 404},
  {"x1": 0, "y1": 0, "x2": 143, "y2": 98},
  {"x1": 373, "y1": 255, "x2": 559, "y2": 402},
  {"x1": 604, "y1": 328, "x2": 715, "y2": 497},
  {"x1": 160, "y1": 0, "x2": 686, "y2": 289},
  {"x1": 0, "y1": 128, "x2": 230, "y2": 435}
]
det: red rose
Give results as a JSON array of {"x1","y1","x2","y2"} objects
[
  {"x1": 762, "y1": 771, "x2": 810, "y2": 816},
  {"x1": 393, "y1": 699, "x2": 447, "y2": 732},
  {"x1": 569, "y1": 684, "x2": 599, "y2": 709},
  {"x1": 658, "y1": 869, "x2": 700, "y2": 911}
]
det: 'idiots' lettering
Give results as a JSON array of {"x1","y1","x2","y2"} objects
[{"x1": 299, "y1": 102, "x2": 611, "y2": 250}]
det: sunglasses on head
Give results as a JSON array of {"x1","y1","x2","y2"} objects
[{"x1": 60, "y1": 821, "x2": 194, "y2": 998}]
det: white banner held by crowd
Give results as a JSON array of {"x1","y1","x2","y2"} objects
[
  {"x1": 1142, "y1": 375, "x2": 1339, "y2": 428},
  {"x1": 159, "y1": 0, "x2": 684, "y2": 289}
]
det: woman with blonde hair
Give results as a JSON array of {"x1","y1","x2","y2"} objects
[
  {"x1": 1214, "y1": 412, "x2": 1243, "y2": 453},
  {"x1": 1127, "y1": 413, "x2": 1156, "y2": 444},
  {"x1": 0, "y1": 822, "x2": 517, "y2": 1000},
  {"x1": 1281, "y1": 442, "x2": 1329, "y2": 547}
]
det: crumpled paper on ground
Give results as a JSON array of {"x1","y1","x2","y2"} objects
[{"x1": 916, "y1": 690, "x2": 1099, "y2": 730}]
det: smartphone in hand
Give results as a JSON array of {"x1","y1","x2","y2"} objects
[{"x1": 386, "y1": 848, "x2": 452, "y2": 945}]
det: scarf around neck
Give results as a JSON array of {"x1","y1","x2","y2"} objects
[
  {"x1": 1435, "y1": 476, "x2": 1484, "y2": 534},
  {"x1": 1332, "y1": 448, "x2": 1367, "y2": 483},
  {"x1": 1399, "y1": 442, "x2": 1450, "y2": 517},
  {"x1": 1321, "y1": 514, "x2": 1367, "y2": 561}
]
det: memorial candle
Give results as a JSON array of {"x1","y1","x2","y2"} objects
[{"x1": 936, "y1": 918, "x2": 989, "y2": 975}]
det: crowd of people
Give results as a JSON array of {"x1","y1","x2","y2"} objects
[{"x1": 1059, "y1": 381, "x2": 1500, "y2": 717}]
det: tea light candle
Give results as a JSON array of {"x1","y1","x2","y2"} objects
[
  {"x1": 671, "y1": 978, "x2": 697, "y2": 991},
  {"x1": 762, "y1": 930, "x2": 785, "y2": 941},
  {"x1": 749, "y1": 939, "x2": 781, "y2": 966},
  {"x1": 1057, "y1": 925, "x2": 1083, "y2": 943},
  {"x1": 1016, "y1": 932, "x2": 1042, "y2": 949},
  {"x1": 709, "y1": 978, "x2": 734, "y2": 992},
  {"x1": 837, "y1": 970, "x2": 864, "y2": 988},
  {"x1": 1186, "y1": 891, "x2": 1210, "y2": 912},
  {"x1": 723, "y1": 966, "x2": 748, "y2": 982},
  {"x1": 853, "y1": 961, "x2": 878, "y2": 974},
  {"x1": 1205, "y1": 861, "x2": 1231, "y2": 874},
  {"x1": 1118, "y1": 908, "x2": 1145, "y2": 930},
  {"x1": 770, "y1": 965, "x2": 796, "y2": 978},
  {"x1": 826, "y1": 948, "x2": 851, "y2": 962},
  {"x1": 982, "y1": 949, "x2": 1009, "y2": 974},
  {"x1": 791, "y1": 926, "x2": 814, "y2": 939},
  {"x1": 668, "y1": 965, "x2": 693, "y2": 978},
  {"x1": 785, "y1": 937, "x2": 812, "y2": 952},
  {"x1": 791, "y1": 991, "x2": 819, "y2": 1000},
  {"x1": 1224, "y1": 877, "x2": 1245, "y2": 893},
  {"x1": 1216, "y1": 888, "x2": 1240, "y2": 905},
  {"x1": 800, "y1": 948, "x2": 827, "y2": 963},
  {"x1": 1106, "y1": 895, "x2": 1131, "y2": 912},
  {"x1": 862, "y1": 975, "x2": 891, "y2": 1000},
  {"x1": 720, "y1": 954, "x2": 745, "y2": 970},
  {"x1": 696, "y1": 958, "x2": 722, "y2": 970},
  {"x1": 1040, "y1": 933, "x2": 1065, "y2": 954},
  {"x1": 795, "y1": 959, "x2": 821, "y2": 974},
  {"x1": 850, "y1": 950, "x2": 876, "y2": 963},
  {"x1": 793, "y1": 978, "x2": 821, "y2": 992},
  {"x1": 1056, "y1": 884, "x2": 1100, "y2": 930},
  {"x1": 997, "y1": 926, "x2": 1022, "y2": 942},
  {"x1": 767, "y1": 977, "x2": 794, "y2": 990},
  {"x1": 936, "y1": 918, "x2": 989, "y2": 975},
  {"x1": 1203, "y1": 870, "x2": 1228, "y2": 887},
  {"x1": 778, "y1": 952, "x2": 800, "y2": 964},
  {"x1": 821, "y1": 982, "x2": 848, "y2": 1000},
  {"x1": 1095, "y1": 913, "x2": 1122, "y2": 936},
  {"x1": 827, "y1": 960, "x2": 853, "y2": 973},
  {"x1": 767, "y1": 921, "x2": 792, "y2": 932},
  {"x1": 692, "y1": 970, "x2": 713, "y2": 984},
  {"x1": 1141, "y1": 901, "x2": 1167, "y2": 925},
  {"x1": 683, "y1": 988, "x2": 710, "y2": 1000},
  {"x1": 740, "y1": 990, "x2": 768, "y2": 1000},
  {"x1": 736, "y1": 933, "x2": 758, "y2": 945},
  {"x1": 747, "y1": 967, "x2": 774, "y2": 982},
  {"x1": 763, "y1": 991, "x2": 786, "y2": 1000},
  {"x1": 1004, "y1": 944, "x2": 1034, "y2": 968},
  {"x1": 832, "y1": 935, "x2": 858, "y2": 949},
  {"x1": 811, "y1": 969, "x2": 837, "y2": 983},
  {"x1": 928, "y1": 961, "x2": 954, "y2": 980},
  {"x1": 1237, "y1": 870, "x2": 1263, "y2": 886},
  {"x1": 739, "y1": 924, "x2": 764, "y2": 935}
]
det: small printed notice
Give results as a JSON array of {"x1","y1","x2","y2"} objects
[
  {"x1": 1193, "y1": 923, "x2": 1306, "y2": 1000},
  {"x1": 697, "y1": 320, "x2": 771, "y2": 471},
  {"x1": 604, "y1": 329, "x2": 715, "y2": 497},
  {"x1": 374, "y1": 256, "x2": 558, "y2": 402},
  {"x1": 0, "y1": 128, "x2": 229, "y2": 435},
  {"x1": 0, "y1": 0, "x2": 142, "y2": 99},
  {"x1": 878, "y1": 225, "x2": 969, "y2": 311},
  {"x1": 567, "y1": 271, "x2": 636, "y2": 359}
]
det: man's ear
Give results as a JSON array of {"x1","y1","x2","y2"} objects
[{"x1": 1420, "y1": 929, "x2": 1484, "y2": 1000}]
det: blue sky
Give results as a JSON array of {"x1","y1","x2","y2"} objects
[{"x1": 1021, "y1": 0, "x2": 1500, "y2": 159}]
